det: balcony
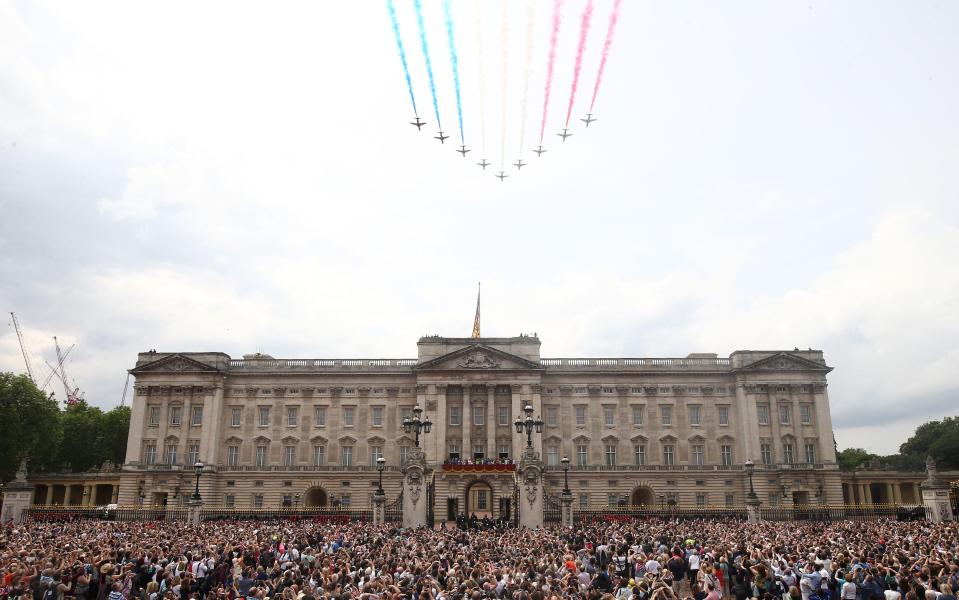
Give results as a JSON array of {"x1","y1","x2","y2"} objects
[
  {"x1": 441, "y1": 460, "x2": 516, "y2": 473},
  {"x1": 226, "y1": 358, "x2": 418, "y2": 371},
  {"x1": 539, "y1": 357, "x2": 731, "y2": 371}
]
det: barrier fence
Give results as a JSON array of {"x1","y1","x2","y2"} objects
[{"x1": 23, "y1": 505, "x2": 372, "y2": 523}]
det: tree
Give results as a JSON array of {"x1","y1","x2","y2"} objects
[
  {"x1": 836, "y1": 447, "x2": 878, "y2": 471},
  {"x1": 100, "y1": 405, "x2": 131, "y2": 465},
  {"x1": 899, "y1": 416, "x2": 959, "y2": 470},
  {"x1": 0, "y1": 372, "x2": 62, "y2": 480},
  {"x1": 55, "y1": 401, "x2": 131, "y2": 472}
]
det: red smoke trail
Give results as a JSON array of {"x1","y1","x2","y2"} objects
[
  {"x1": 589, "y1": 0, "x2": 622, "y2": 113},
  {"x1": 538, "y1": 0, "x2": 562, "y2": 145},
  {"x1": 564, "y1": 0, "x2": 594, "y2": 128}
]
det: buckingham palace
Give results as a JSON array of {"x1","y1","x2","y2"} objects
[{"x1": 113, "y1": 331, "x2": 845, "y2": 520}]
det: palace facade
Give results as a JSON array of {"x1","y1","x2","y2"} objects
[{"x1": 108, "y1": 334, "x2": 856, "y2": 518}]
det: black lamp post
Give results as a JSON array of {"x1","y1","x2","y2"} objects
[
  {"x1": 744, "y1": 459, "x2": 757, "y2": 501},
  {"x1": 513, "y1": 404, "x2": 544, "y2": 449},
  {"x1": 402, "y1": 406, "x2": 432, "y2": 447},
  {"x1": 191, "y1": 461, "x2": 204, "y2": 502},
  {"x1": 561, "y1": 456, "x2": 571, "y2": 494},
  {"x1": 376, "y1": 456, "x2": 386, "y2": 495}
]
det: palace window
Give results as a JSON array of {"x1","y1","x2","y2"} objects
[
  {"x1": 400, "y1": 407, "x2": 413, "y2": 423},
  {"x1": 225, "y1": 495, "x2": 235, "y2": 508},
  {"x1": 341, "y1": 446, "x2": 353, "y2": 466},
  {"x1": 314, "y1": 406, "x2": 326, "y2": 427},
  {"x1": 188, "y1": 444, "x2": 199, "y2": 465},
  {"x1": 804, "y1": 443, "x2": 817, "y2": 464},
  {"x1": 760, "y1": 443, "x2": 772, "y2": 465},
  {"x1": 473, "y1": 407, "x2": 485, "y2": 426},
  {"x1": 258, "y1": 407, "x2": 270, "y2": 427},
  {"x1": 190, "y1": 406, "x2": 203, "y2": 426},
  {"x1": 689, "y1": 406, "x2": 701, "y2": 426},
  {"x1": 663, "y1": 445, "x2": 675, "y2": 465},
  {"x1": 800, "y1": 405, "x2": 812, "y2": 425},
  {"x1": 284, "y1": 446, "x2": 296, "y2": 466},
  {"x1": 227, "y1": 445, "x2": 238, "y2": 466},
  {"x1": 725, "y1": 493, "x2": 734, "y2": 507},
  {"x1": 339, "y1": 495, "x2": 351, "y2": 507},
  {"x1": 343, "y1": 407, "x2": 355, "y2": 426},
  {"x1": 144, "y1": 444, "x2": 157, "y2": 465},
  {"x1": 632, "y1": 406, "x2": 644, "y2": 426},
  {"x1": 757, "y1": 404, "x2": 770, "y2": 426},
  {"x1": 779, "y1": 405, "x2": 791, "y2": 425},
  {"x1": 547, "y1": 446, "x2": 558, "y2": 466},
  {"x1": 660, "y1": 406, "x2": 672, "y2": 425},
  {"x1": 170, "y1": 407, "x2": 182, "y2": 426},
  {"x1": 399, "y1": 445, "x2": 410, "y2": 465},
  {"x1": 692, "y1": 444, "x2": 704, "y2": 465},
  {"x1": 231, "y1": 407, "x2": 242, "y2": 427},
  {"x1": 371, "y1": 406, "x2": 383, "y2": 427},
  {"x1": 546, "y1": 406, "x2": 557, "y2": 426},
  {"x1": 255, "y1": 445, "x2": 267, "y2": 467},
  {"x1": 286, "y1": 407, "x2": 298, "y2": 427},
  {"x1": 604, "y1": 444, "x2": 617, "y2": 466},
  {"x1": 498, "y1": 405, "x2": 509, "y2": 426},
  {"x1": 313, "y1": 445, "x2": 325, "y2": 466},
  {"x1": 165, "y1": 444, "x2": 177, "y2": 465},
  {"x1": 253, "y1": 494, "x2": 264, "y2": 508},
  {"x1": 721, "y1": 444, "x2": 732, "y2": 466},
  {"x1": 472, "y1": 444, "x2": 485, "y2": 459},
  {"x1": 696, "y1": 493, "x2": 706, "y2": 507},
  {"x1": 575, "y1": 406, "x2": 586, "y2": 426},
  {"x1": 498, "y1": 445, "x2": 510, "y2": 460},
  {"x1": 604, "y1": 407, "x2": 615, "y2": 426},
  {"x1": 576, "y1": 444, "x2": 588, "y2": 466},
  {"x1": 607, "y1": 493, "x2": 619, "y2": 506},
  {"x1": 634, "y1": 445, "x2": 646, "y2": 466},
  {"x1": 449, "y1": 406, "x2": 461, "y2": 426},
  {"x1": 448, "y1": 443, "x2": 460, "y2": 461},
  {"x1": 718, "y1": 406, "x2": 729, "y2": 426},
  {"x1": 149, "y1": 406, "x2": 160, "y2": 426},
  {"x1": 370, "y1": 446, "x2": 383, "y2": 465},
  {"x1": 579, "y1": 493, "x2": 589, "y2": 508},
  {"x1": 783, "y1": 443, "x2": 794, "y2": 464}
]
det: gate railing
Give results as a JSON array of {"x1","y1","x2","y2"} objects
[{"x1": 384, "y1": 490, "x2": 403, "y2": 523}]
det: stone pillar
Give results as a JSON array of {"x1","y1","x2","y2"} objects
[
  {"x1": 199, "y1": 383, "x2": 225, "y2": 465},
  {"x1": 187, "y1": 498, "x2": 203, "y2": 525},
  {"x1": 372, "y1": 491, "x2": 386, "y2": 525},
  {"x1": 63, "y1": 485, "x2": 72, "y2": 506},
  {"x1": 82, "y1": 485, "x2": 91, "y2": 506},
  {"x1": 511, "y1": 385, "x2": 523, "y2": 460},
  {"x1": 892, "y1": 482, "x2": 902, "y2": 505},
  {"x1": 124, "y1": 386, "x2": 148, "y2": 465},
  {"x1": 517, "y1": 448, "x2": 544, "y2": 528},
  {"x1": 402, "y1": 446, "x2": 429, "y2": 528},
  {"x1": 885, "y1": 482, "x2": 894, "y2": 505},
  {"x1": 111, "y1": 485, "x2": 119, "y2": 504},
  {"x1": 920, "y1": 457, "x2": 955, "y2": 523},
  {"x1": 461, "y1": 387, "x2": 470, "y2": 460},
  {"x1": 45, "y1": 486, "x2": 54, "y2": 505},
  {"x1": 487, "y1": 385, "x2": 496, "y2": 459},
  {"x1": 1, "y1": 460, "x2": 35, "y2": 524},
  {"x1": 430, "y1": 384, "x2": 445, "y2": 464},
  {"x1": 864, "y1": 483, "x2": 873, "y2": 505},
  {"x1": 560, "y1": 490, "x2": 574, "y2": 528}
]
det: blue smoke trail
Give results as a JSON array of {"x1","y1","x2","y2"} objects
[
  {"x1": 443, "y1": 0, "x2": 464, "y2": 145},
  {"x1": 413, "y1": 0, "x2": 442, "y2": 130},
  {"x1": 387, "y1": 0, "x2": 418, "y2": 117}
]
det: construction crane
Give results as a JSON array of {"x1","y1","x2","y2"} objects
[
  {"x1": 9, "y1": 312, "x2": 35, "y2": 382},
  {"x1": 40, "y1": 343, "x2": 75, "y2": 392},
  {"x1": 52, "y1": 336, "x2": 83, "y2": 406}
]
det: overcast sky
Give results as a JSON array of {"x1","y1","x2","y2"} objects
[{"x1": 2, "y1": 1, "x2": 957, "y2": 455}]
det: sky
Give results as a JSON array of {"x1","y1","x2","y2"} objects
[{"x1": 1, "y1": 0, "x2": 957, "y2": 456}]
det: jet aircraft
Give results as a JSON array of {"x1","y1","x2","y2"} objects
[
  {"x1": 557, "y1": 128, "x2": 572, "y2": 141},
  {"x1": 477, "y1": 159, "x2": 491, "y2": 170},
  {"x1": 411, "y1": 117, "x2": 426, "y2": 130},
  {"x1": 495, "y1": 171, "x2": 509, "y2": 181},
  {"x1": 435, "y1": 130, "x2": 449, "y2": 144},
  {"x1": 533, "y1": 146, "x2": 547, "y2": 156},
  {"x1": 456, "y1": 145, "x2": 471, "y2": 157},
  {"x1": 513, "y1": 159, "x2": 527, "y2": 170},
  {"x1": 580, "y1": 113, "x2": 597, "y2": 127}
]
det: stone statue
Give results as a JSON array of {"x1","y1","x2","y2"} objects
[{"x1": 14, "y1": 458, "x2": 27, "y2": 482}]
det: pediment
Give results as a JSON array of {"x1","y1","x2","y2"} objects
[
  {"x1": 414, "y1": 345, "x2": 544, "y2": 372},
  {"x1": 131, "y1": 354, "x2": 222, "y2": 375},
  {"x1": 736, "y1": 352, "x2": 832, "y2": 373}
]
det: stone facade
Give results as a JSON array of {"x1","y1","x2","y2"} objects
[{"x1": 118, "y1": 335, "x2": 846, "y2": 517}]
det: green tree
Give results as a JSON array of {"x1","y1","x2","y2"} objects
[
  {"x1": 0, "y1": 372, "x2": 62, "y2": 480},
  {"x1": 56, "y1": 400, "x2": 107, "y2": 472},
  {"x1": 836, "y1": 447, "x2": 878, "y2": 471},
  {"x1": 899, "y1": 416, "x2": 959, "y2": 470},
  {"x1": 100, "y1": 405, "x2": 131, "y2": 465}
]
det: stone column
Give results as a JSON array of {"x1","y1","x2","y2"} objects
[
  {"x1": 111, "y1": 485, "x2": 119, "y2": 504},
  {"x1": 885, "y1": 482, "x2": 894, "y2": 505},
  {"x1": 45, "y1": 486, "x2": 54, "y2": 505},
  {"x1": 511, "y1": 385, "x2": 523, "y2": 460},
  {"x1": 920, "y1": 457, "x2": 955, "y2": 523},
  {"x1": 560, "y1": 490, "x2": 574, "y2": 528},
  {"x1": 402, "y1": 446, "x2": 429, "y2": 528},
  {"x1": 124, "y1": 386, "x2": 149, "y2": 464},
  {"x1": 82, "y1": 485, "x2": 91, "y2": 506},
  {"x1": 199, "y1": 383, "x2": 225, "y2": 465},
  {"x1": 517, "y1": 448, "x2": 544, "y2": 528},
  {"x1": 372, "y1": 491, "x2": 386, "y2": 525},
  {"x1": 892, "y1": 483, "x2": 902, "y2": 505},
  {"x1": 531, "y1": 385, "x2": 543, "y2": 456},
  {"x1": 461, "y1": 387, "x2": 470, "y2": 460},
  {"x1": 433, "y1": 384, "x2": 446, "y2": 463},
  {"x1": 864, "y1": 484, "x2": 873, "y2": 505},
  {"x1": 487, "y1": 385, "x2": 496, "y2": 458},
  {"x1": 63, "y1": 485, "x2": 72, "y2": 506}
]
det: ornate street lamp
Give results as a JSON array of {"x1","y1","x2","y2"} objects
[
  {"x1": 744, "y1": 459, "x2": 757, "y2": 501},
  {"x1": 376, "y1": 456, "x2": 386, "y2": 495},
  {"x1": 561, "y1": 456, "x2": 571, "y2": 494},
  {"x1": 402, "y1": 406, "x2": 432, "y2": 447},
  {"x1": 191, "y1": 461, "x2": 204, "y2": 502},
  {"x1": 513, "y1": 404, "x2": 544, "y2": 449}
]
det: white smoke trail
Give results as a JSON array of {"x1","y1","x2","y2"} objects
[
  {"x1": 517, "y1": 0, "x2": 535, "y2": 157},
  {"x1": 499, "y1": 0, "x2": 508, "y2": 168}
]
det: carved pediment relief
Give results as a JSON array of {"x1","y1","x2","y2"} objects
[
  {"x1": 572, "y1": 434, "x2": 591, "y2": 443},
  {"x1": 338, "y1": 435, "x2": 357, "y2": 444},
  {"x1": 630, "y1": 433, "x2": 649, "y2": 443},
  {"x1": 131, "y1": 354, "x2": 222, "y2": 375},
  {"x1": 281, "y1": 435, "x2": 299, "y2": 444},
  {"x1": 367, "y1": 435, "x2": 386, "y2": 445},
  {"x1": 414, "y1": 345, "x2": 544, "y2": 372},
  {"x1": 310, "y1": 435, "x2": 329, "y2": 445},
  {"x1": 253, "y1": 435, "x2": 271, "y2": 444},
  {"x1": 737, "y1": 352, "x2": 832, "y2": 373},
  {"x1": 601, "y1": 434, "x2": 620, "y2": 444},
  {"x1": 225, "y1": 436, "x2": 243, "y2": 444}
]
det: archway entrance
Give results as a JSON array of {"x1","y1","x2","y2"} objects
[
  {"x1": 630, "y1": 486, "x2": 655, "y2": 506},
  {"x1": 305, "y1": 487, "x2": 328, "y2": 507},
  {"x1": 465, "y1": 481, "x2": 494, "y2": 517}
]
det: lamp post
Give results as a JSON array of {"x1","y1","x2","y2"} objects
[
  {"x1": 513, "y1": 404, "x2": 544, "y2": 450},
  {"x1": 744, "y1": 459, "x2": 757, "y2": 501},
  {"x1": 191, "y1": 461, "x2": 204, "y2": 502},
  {"x1": 376, "y1": 456, "x2": 386, "y2": 495},
  {"x1": 402, "y1": 406, "x2": 432, "y2": 448},
  {"x1": 561, "y1": 456, "x2": 571, "y2": 494}
]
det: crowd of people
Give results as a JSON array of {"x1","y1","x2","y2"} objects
[{"x1": 1, "y1": 517, "x2": 957, "y2": 600}]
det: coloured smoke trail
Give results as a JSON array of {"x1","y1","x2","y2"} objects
[
  {"x1": 387, "y1": 0, "x2": 418, "y2": 117},
  {"x1": 517, "y1": 0, "x2": 536, "y2": 157},
  {"x1": 589, "y1": 0, "x2": 623, "y2": 113},
  {"x1": 499, "y1": 0, "x2": 508, "y2": 168},
  {"x1": 474, "y1": 0, "x2": 487, "y2": 156},
  {"x1": 413, "y1": 0, "x2": 442, "y2": 130},
  {"x1": 565, "y1": 0, "x2": 594, "y2": 128},
  {"x1": 443, "y1": 0, "x2": 465, "y2": 146},
  {"x1": 538, "y1": 0, "x2": 562, "y2": 145}
]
